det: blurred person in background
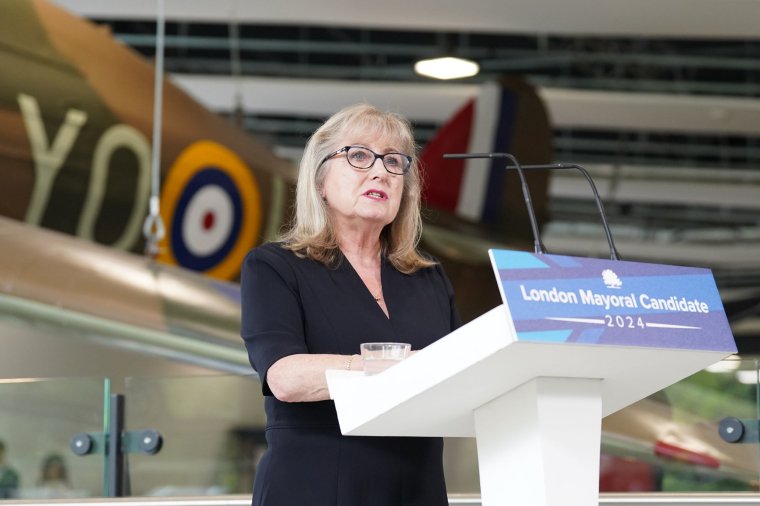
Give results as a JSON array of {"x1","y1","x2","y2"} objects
[
  {"x1": 0, "y1": 440, "x2": 19, "y2": 499},
  {"x1": 37, "y1": 454, "x2": 70, "y2": 494}
]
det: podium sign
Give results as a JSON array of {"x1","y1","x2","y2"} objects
[
  {"x1": 490, "y1": 249, "x2": 736, "y2": 353},
  {"x1": 327, "y1": 249, "x2": 737, "y2": 506}
]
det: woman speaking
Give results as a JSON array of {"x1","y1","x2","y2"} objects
[{"x1": 241, "y1": 103, "x2": 461, "y2": 505}]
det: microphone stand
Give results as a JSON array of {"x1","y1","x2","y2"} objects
[
  {"x1": 443, "y1": 153, "x2": 621, "y2": 261},
  {"x1": 444, "y1": 152, "x2": 546, "y2": 255},
  {"x1": 510, "y1": 163, "x2": 621, "y2": 261}
]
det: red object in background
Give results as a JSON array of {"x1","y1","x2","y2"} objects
[
  {"x1": 419, "y1": 100, "x2": 474, "y2": 212},
  {"x1": 654, "y1": 440, "x2": 721, "y2": 468},
  {"x1": 600, "y1": 442, "x2": 721, "y2": 492},
  {"x1": 599, "y1": 454, "x2": 658, "y2": 492}
]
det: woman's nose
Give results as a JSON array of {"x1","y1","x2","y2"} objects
[{"x1": 369, "y1": 156, "x2": 387, "y2": 176}]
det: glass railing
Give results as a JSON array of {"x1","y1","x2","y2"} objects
[
  {"x1": 123, "y1": 375, "x2": 265, "y2": 497},
  {"x1": 601, "y1": 357, "x2": 759, "y2": 493},
  {"x1": 442, "y1": 357, "x2": 760, "y2": 494},
  {"x1": 0, "y1": 357, "x2": 758, "y2": 501},
  {"x1": 0, "y1": 377, "x2": 109, "y2": 500}
]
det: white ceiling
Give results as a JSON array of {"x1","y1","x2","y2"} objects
[
  {"x1": 54, "y1": 0, "x2": 760, "y2": 39},
  {"x1": 173, "y1": 74, "x2": 760, "y2": 136}
]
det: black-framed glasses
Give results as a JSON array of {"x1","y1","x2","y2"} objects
[{"x1": 320, "y1": 146, "x2": 412, "y2": 175}]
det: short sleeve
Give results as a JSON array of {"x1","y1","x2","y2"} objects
[{"x1": 240, "y1": 245, "x2": 309, "y2": 396}]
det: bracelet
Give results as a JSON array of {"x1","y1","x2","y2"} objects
[{"x1": 346, "y1": 354, "x2": 358, "y2": 371}]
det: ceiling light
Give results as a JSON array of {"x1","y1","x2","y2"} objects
[{"x1": 414, "y1": 56, "x2": 479, "y2": 80}]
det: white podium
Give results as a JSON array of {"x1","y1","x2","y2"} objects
[{"x1": 326, "y1": 304, "x2": 734, "y2": 506}]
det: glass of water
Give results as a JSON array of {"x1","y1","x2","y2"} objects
[{"x1": 360, "y1": 342, "x2": 411, "y2": 375}]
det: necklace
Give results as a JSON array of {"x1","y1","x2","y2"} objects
[{"x1": 374, "y1": 294, "x2": 383, "y2": 302}]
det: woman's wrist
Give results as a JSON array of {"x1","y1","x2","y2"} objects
[{"x1": 345, "y1": 354, "x2": 359, "y2": 371}]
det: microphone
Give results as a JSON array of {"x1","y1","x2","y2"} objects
[
  {"x1": 443, "y1": 153, "x2": 621, "y2": 261},
  {"x1": 515, "y1": 161, "x2": 620, "y2": 261},
  {"x1": 443, "y1": 152, "x2": 546, "y2": 255}
]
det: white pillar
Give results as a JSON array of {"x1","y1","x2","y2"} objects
[{"x1": 473, "y1": 377, "x2": 602, "y2": 506}]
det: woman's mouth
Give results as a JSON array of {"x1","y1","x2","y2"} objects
[{"x1": 364, "y1": 190, "x2": 387, "y2": 199}]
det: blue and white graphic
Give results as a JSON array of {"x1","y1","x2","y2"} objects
[
  {"x1": 602, "y1": 269, "x2": 622, "y2": 289},
  {"x1": 489, "y1": 249, "x2": 736, "y2": 352}
]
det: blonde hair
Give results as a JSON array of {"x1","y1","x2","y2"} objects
[{"x1": 281, "y1": 103, "x2": 434, "y2": 273}]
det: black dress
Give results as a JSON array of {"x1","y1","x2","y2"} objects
[{"x1": 240, "y1": 242, "x2": 461, "y2": 506}]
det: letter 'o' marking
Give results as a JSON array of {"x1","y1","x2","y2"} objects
[{"x1": 158, "y1": 140, "x2": 261, "y2": 280}]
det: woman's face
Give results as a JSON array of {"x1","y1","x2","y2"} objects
[{"x1": 320, "y1": 134, "x2": 407, "y2": 235}]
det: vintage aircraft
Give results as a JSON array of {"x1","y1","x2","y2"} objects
[
  {"x1": 0, "y1": 0, "x2": 558, "y2": 322},
  {"x1": 1, "y1": 0, "x2": 755, "y2": 498},
  {"x1": 0, "y1": 0, "x2": 297, "y2": 282}
]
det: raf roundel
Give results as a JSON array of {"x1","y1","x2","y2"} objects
[{"x1": 158, "y1": 140, "x2": 261, "y2": 280}]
